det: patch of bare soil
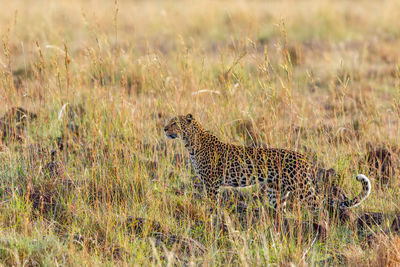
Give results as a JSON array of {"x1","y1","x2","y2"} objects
[{"x1": 362, "y1": 143, "x2": 396, "y2": 188}]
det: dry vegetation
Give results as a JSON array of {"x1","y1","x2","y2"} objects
[{"x1": 0, "y1": 0, "x2": 400, "y2": 265}]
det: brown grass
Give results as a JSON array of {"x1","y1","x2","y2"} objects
[{"x1": 0, "y1": 0, "x2": 399, "y2": 265}]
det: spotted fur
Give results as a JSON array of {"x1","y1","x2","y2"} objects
[{"x1": 164, "y1": 114, "x2": 371, "y2": 211}]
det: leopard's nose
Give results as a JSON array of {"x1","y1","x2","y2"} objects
[{"x1": 164, "y1": 127, "x2": 168, "y2": 132}]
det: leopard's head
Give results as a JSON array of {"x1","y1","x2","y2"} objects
[{"x1": 164, "y1": 114, "x2": 196, "y2": 140}]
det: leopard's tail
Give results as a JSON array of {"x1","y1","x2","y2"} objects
[{"x1": 338, "y1": 174, "x2": 371, "y2": 208}]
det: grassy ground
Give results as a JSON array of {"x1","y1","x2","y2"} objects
[{"x1": 0, "y1": 0, "x2": 400, "y2": 265}]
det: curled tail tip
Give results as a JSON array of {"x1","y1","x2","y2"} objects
[
  {"x1": 340, "y1": 174, "x2": 371, "y2": 209},
  {"x1": 356, "y1": 174, "x2": 371, "y2": 186},
  {"x1": 356, "y1": 173, "x2": 371, "y2": 197},
  {"x1": 356, "y1": 174, "x2": 369, "y2": 181}
]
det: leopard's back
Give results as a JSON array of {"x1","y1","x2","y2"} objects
[{"x1": 219, "y1": 145, "x2": 314, "y2": 192}]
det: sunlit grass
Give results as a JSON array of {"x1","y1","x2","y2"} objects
[{"x1": 0, "y1": 0, "x2": 399, "y2": 265}]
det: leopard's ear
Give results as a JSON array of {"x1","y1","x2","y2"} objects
[{"x1": 186, "y1": 113, "x2": 193, "y2": 123}]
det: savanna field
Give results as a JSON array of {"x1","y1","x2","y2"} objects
[{"x1": 0, "y1": 0, "x2": 400, "y2": 265}]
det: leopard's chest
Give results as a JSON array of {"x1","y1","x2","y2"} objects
[
  {"x1": 189, "y1": 153, "x2": 199, "y2": 173},
  {"x1": 188, "y1": 148, "x2": 219, "y2": 178}
]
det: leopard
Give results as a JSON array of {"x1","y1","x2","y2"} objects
[{"x1": 164, "y1": 114, "x2": 371, "y2": 212}]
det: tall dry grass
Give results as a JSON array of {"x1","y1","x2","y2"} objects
[{"x1": 0, "y1": 0, "x2": 399, "y2": 265}]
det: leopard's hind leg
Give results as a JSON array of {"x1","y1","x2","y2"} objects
[
  {"x1": 303, "y1": 185, "x2": 322, "y2": 213},
  {"x1": 267, "y1": 188, "x2": 291, "y2": 213}
]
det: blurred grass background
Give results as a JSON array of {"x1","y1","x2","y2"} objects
[{"x1": 0, "y1": 0, "x2": 399, "y2": 265}]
